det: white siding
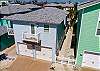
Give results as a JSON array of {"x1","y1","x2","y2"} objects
[
  {"x1": 35, "y1": 24, "x2": 57, "y2": 48},
  {"x1": 13, "y1": 24, "x2": 31, "y2": 54},
  {"x1": 35, "y1": 24, "x2": 57, "y2": 62},
  {"x1": 13, "y1": 23, "x2": 56, "y2": 62}
]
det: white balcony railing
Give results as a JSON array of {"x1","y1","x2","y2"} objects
[{"x1": 22, "y1": 33, "x2": 40, "y2": 43}]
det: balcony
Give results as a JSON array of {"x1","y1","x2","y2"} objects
[{"x1": 22, "y1": 33, "x2": 40, "y2": 45}]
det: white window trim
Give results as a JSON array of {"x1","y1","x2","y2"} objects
[
  {"x1": 44, "y1": 24, "x2": 49, "y2": 32},
  {"x1": 95, "y1": 12, "x2": 100, "y2": 37}
]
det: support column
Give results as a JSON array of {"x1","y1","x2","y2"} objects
[
  {"x1": 52, "y1": 47, "x2": 56, "y2": 63},
  {"x1": 32, "y1": 45, "x2": 36, "y2": 59},
  {"x1": 16, "y1": 42, "x2": 20, "y2": 55},
  {"x1": 32, "y1": 49, "x2": 36, "y2": 59}
]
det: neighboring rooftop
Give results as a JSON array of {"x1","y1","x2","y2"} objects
[
  {"x1": 44, "y1": 3, "x2": 74, "y2": 8},
  {"x1": 0, "y1": 26, "x2": 7, "y2": 36},
  {"x1": 0, "y1": 4, "x2": 41, "y2": 15},
  {"x1": 0, "y1": 0, "x2": 8, "y2": 1},
  {"x1": 78, "y1": 0, "x2": 100, "y2": 10},
  {"x1": 3, "y1": 7, "x2": 68, "y2": 24}
]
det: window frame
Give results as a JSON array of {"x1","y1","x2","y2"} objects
[
  {"x1": 44, "y1": 24, "x2": 49, "y2": 32},
  {"x1": 96, "y1": 21, "x2": 100, "y2": 36},
  {"x1": 31, "y1": 24, "x2": 35, "y2": 34}
]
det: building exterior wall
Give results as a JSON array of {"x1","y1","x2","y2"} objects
[
  {"x1": 13, "y1": 23, "x2": 57, "y2": 49},
  {"x1": 36, "y1": 24, "x2": 57, "y2": 62},
  {"x1": 0, "y1": 19, "x2": 15, "y2": 51},
  {"x1": 13, "y1": 22, "x2": 57, "y2": 62},
  {"x1": 99, "y1": 37, "x2": 100, "y2": 48},
  {"x1": 13, "y1": 23, "x2": 31, "y2": 53},
  {"x1": 76, "y1": 3, "x2": 100, "y2": 66},
  {"x1": 76, "y1": 9, "x2": 83, "y2": 48},
  {"x1": 56, "y1": 21, "x2": 65, "y2": 49},
  {"x1": 35, "y1": 23, "x2": 57, "y2": 48},
  {"x1": 0, "y1": 33, "x2": 15, "y2": 51}
]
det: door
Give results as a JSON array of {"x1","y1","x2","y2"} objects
[{"x1": 82, "y1": 51, "x2": 100, "y2": 69}]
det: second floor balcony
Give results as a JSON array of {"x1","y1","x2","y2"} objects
[{"x1": 22, "y1": 33, "x2": 40, "y2": 45}]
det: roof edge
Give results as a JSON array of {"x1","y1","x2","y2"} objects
[{"x1": 78, "y1": 0, "x2": 100, "y2": 10}]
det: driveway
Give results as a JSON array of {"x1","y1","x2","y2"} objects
[{"x1": 7, "y1": 56, "x2": 51, "y2": 71}]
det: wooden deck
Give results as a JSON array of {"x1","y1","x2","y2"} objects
[{"x1": 6, "y1": 56, "x2": 51, "y2": 71}]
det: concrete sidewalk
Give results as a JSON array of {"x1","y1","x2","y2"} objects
[
  {"x1": 51, "y1": 27, "x2": 75, "y2": 71},
  {"x1": 58, "y1": 27, "x2": 74, "y2": 59}
]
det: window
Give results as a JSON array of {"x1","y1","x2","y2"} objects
[
  {"x1": 96, "y1": 29, "x2": 100, "y2": 35},
  {"x1": 31, "y1": 24, "x2": 35, "y2": 34},
  {"x1": 44, "y1": 24, "x2": 49, "y2": 32},
  {"x1": 96, "y1": 21, "x2": 100, "y2": 35}
]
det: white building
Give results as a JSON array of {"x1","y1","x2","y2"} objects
[{"x1": 3, "y1": 7, "x2": 68, "y2": 62}]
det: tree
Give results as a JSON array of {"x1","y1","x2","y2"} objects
[
  {"x1": 68, "y1": 2, "x2": 78, "y2": 28},
  {"x1": 68, "y1": 2, "x2": 78, "y2": 58}
]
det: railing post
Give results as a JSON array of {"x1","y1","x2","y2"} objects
[
  {"x1": 32, "y1": 46, "x2": 36, "y2": 60},
  {"x1": 37, "y1": 33, "x2": 40, "y2": 43}
]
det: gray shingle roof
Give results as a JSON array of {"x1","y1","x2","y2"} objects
[
  {"x1": 0, "y1": 26, "x2": 7, "y2": 36},
  {"x1": 44, "y1": 3, "x2": 74, "y2": 8},
  {"x1": 0, "y1": 4, "x2": 41, "y2": 15},
  {"x1": 3, "y1": 7, "x2": 67, "y2": 24},
  {"x1": 20, "y1": 4, "x2": 41, "y2": 9}
]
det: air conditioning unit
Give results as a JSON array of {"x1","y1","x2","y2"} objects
[{"x1": 7, "y1": 28, "x2": 14, "y2": 35}]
